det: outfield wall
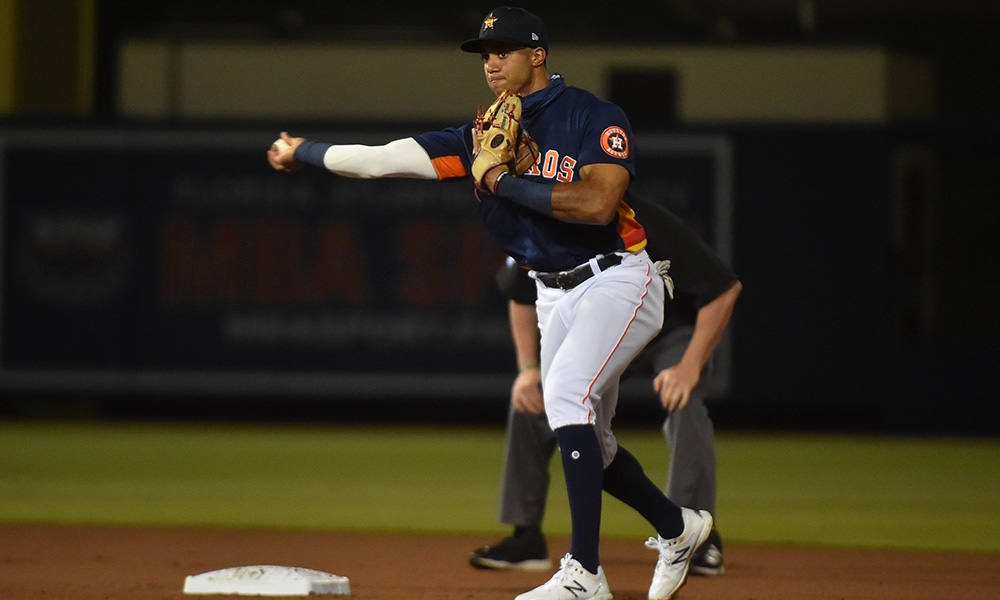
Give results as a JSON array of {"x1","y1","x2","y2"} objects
[
  {"x1": 0, "y1": 128, "x2": 732, "y2": 399},
  {"x1": 0, "y1": 123, "x2": 996, "y2": 435}
]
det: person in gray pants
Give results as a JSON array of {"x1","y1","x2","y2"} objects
[{"x1": 470, "y1": 193, "x2": 741, "y2": 576}]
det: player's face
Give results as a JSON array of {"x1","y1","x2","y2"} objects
[{"x1": 480, "y1": 45, "x2": 537, "y2": 96}]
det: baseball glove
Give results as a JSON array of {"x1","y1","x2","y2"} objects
[{"x1": 472, "y1": 90, "x2": 539, "y2": 191}]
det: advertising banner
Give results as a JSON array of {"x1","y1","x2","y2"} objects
[{"x1": 0, "y1": 129, "x2": 731, "y2": 400}]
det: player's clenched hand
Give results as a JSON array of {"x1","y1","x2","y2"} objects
[
  {"x1": 653, "y1": 362, "x2": 701, "y2": 413},
  {"x1": 511, "y1": 368, "x2": 544, "y2": 415},
  {"x1": 267, "y1": 131, "x2": 305, "y2": 172}
]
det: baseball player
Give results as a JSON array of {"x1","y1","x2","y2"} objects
[
  {"x1": 470, "y1": 192, "x2": 741, "y2": 577},
  {"x1": 268, "y1": 8, "x2": 713, "y2": 600}
]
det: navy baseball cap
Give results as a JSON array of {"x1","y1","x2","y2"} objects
[{"x1": 460, "y1": 7, "x2": 548, "y2": 53}]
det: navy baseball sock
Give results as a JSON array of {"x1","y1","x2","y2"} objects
[
  {"x1": 554, "y1": 424, "x2": 603, "y2": 574},
  {"x1": 603, "y1": 445, "x2": 685, "y2": 539}
]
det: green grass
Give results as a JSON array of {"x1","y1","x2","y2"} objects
[{"x1": 1, "y1": 422, "x2": 997, "y2": 553}]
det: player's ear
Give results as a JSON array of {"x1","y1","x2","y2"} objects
[{"x1": 531, "y1": 47, "x2": 547, "y2": 67}]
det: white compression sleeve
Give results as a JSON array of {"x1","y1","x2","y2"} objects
[{"x1": 322, "y1": 137, "x2": 439, "y2": 180}]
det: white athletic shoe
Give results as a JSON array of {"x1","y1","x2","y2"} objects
[
  {"x1": 644, "y1": 508, "x2": 714, "y2": 600},
  {"x1": 515, "y1": 553, "x2": 613, "y2": 600}
]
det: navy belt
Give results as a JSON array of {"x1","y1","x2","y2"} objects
[{"x1": 535, "y1": 254, "x2": 624, "y2": 290}]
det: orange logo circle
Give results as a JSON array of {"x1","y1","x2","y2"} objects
[{"x1": 600, "y1": 127, "x2": 629, "y2": 159}]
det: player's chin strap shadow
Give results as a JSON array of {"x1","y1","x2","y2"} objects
[{"x1": 653, "y1": 260, "x2": 675, "y2": 299}]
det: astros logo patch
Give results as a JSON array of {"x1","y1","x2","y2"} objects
[
  {"x1": 483, "y1": 13, "x2": 498, "y2": 30},
  {"x1": 600, "y1": 127, "x2": 629, "y2": 159}
]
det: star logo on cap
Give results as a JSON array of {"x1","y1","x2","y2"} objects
[{"x1": 483, "y1": 13, "x2": 498, "y2": 29}]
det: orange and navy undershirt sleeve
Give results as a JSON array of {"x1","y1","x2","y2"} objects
[
  {"x1": 429, "y1": 155, "x2": 467, "y2": 179},
  {"x1": 413, "y1": 127, "x2": 472, "y2": 181}
]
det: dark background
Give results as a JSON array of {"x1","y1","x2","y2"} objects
[{"x1": 2, "y1": 1, "x2": 998, "y2": 435}]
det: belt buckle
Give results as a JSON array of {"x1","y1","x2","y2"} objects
[{"x1": 554, "y1": 270, "x2": 574, "y2": 290}]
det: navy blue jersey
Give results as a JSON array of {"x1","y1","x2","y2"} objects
[{"x1": 414, "y1": 75, "x2": 647, "y2": 272}]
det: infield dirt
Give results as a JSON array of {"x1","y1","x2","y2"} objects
[{"x1": 2, "y1": 523, "x2": 998, "y2": 600}]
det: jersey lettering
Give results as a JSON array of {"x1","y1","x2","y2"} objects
[
  {"x1": 557, "y1": 156, "x2": 576, "y2": 182},
  {"x1": 527, "y1": 149, "x2": 578, "y2": 182},
  {"x1": 541, "y1": 150, "x2": 559, "y2": 178}
]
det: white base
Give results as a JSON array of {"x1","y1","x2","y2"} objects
[{"x1": 183, "y1": 565, "x2": 350, "y2": 596}]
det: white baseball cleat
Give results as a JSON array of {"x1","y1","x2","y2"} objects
[
  {"x1": 644, "y1": 508, "x2": 714, "y2": 600},
  {"x1": 515, "y1": 553, "x2": 613, "y2": 600}
]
